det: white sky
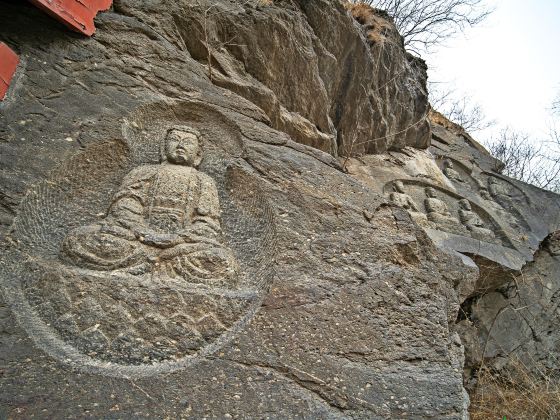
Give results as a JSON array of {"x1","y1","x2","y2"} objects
[{"x1": 425, "y1": 0, "x2": 560, "y2": 141}]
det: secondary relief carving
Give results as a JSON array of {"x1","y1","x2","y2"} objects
[
  {"x1": 458, "y1": 198, "x2": 495, "y2": 241},
  {"x1": 487, "y1": 175, "x2": 531, "y2": 208},
  {"x1": 480, "y1": 174, "x2": 531, "y2": 232},
  {"x1": 435, "y1": 156, "x2": 484, "y2": 192},
  {"x1": 424, "y1": 186, "x2": 466, "y2": 235},
  {"x1": 388, "y1": 180, "x2": 428, "y2": 226},
  {"x1": 442, "y1": 159, "x2": 464, "y2": 183},
  {"x1": 386, "y1": 180, "x2": 506, "y2": 246}
]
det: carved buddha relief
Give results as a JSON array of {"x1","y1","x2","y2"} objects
[
  {"x1": 385, "y1": 180, "x2": 510, "y2": 246},
  {"x1": 458, "y1": 198, "x2": 496, "y2": 241},
  {"x1": 388, "y1": 181, "x2": 428, "y2": 226},
  {"x1": 1, "y1": 101, "x2": 278, "y2": 377},
  {"x1": 62, "y1": 126, "x2": 239, "y2": 286},
  {"x1": 488, "y1": 176, "x2": 531, "y2": 209},
  {"x1": 423, "y1": 187, "x2": 466, "y2": 235},
  {"x1": 442, "y1": 159, "x2": 464, "y2": 183}
]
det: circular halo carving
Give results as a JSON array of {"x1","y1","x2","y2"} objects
[{"x1": 0, "y1": 101, "x2": 276, "y2": 378}]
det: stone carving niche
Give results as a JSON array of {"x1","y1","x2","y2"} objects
[
  {"x1": 0, "y1": 101, "x2": 276, "y2": 378},
  {"x1": 385, "y1": 180, "x2": 508, "y2": 248}
]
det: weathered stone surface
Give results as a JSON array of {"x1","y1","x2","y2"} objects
[
  {"x1": 0, "y1": 1, "x2": 558, "y2": 418},
  {"x1": 347, "y1": 110, "x2": 560, "y2": 271},
  {"x1": 344, "y1": 109, "x2": 560, "y2": 400},
  {"x1": 457, "y1": 231, "x2": 560, "y2": 387},
  {"x1": 111, "y1": 0, "x2": 430, "y2": 156},
  {"x1": 417, "y1": 116, "x2": 560, "y2": 390},
  {"x1": 0, "y1": 2, "x2": 463, "y2": 418}
]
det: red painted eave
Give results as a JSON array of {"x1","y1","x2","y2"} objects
[
  {"x1": 0, "y1": 43, "x2": 19, "y2": 101},
  {"x1": 28, "y1": 0, "x2": 113, "y2": 36}
]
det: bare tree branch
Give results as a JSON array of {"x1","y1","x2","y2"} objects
[
  {"x1": 348, "y1": 0, "x2": 493, "y2": 53},
  {"x1": 483, "y1": 127, "x2": 560, "y2": 193},
  {"x1": 552, "y1": 92, "x2": 560, "y2": 116},
  {"x1": 429, "y1": 83, "x2": 495, "y2": 132}
]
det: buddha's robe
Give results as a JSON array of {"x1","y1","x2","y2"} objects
[{"x1": 62, "y1": 163, "x2": 238, "y2": 285}]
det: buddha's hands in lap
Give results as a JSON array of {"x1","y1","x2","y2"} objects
[
  {"x1": 181, "y1": 223, "x2": 219, "y2": 241},
  {"x1": 132, "y1": 222, "x2": 219, "y2": 249},
  {"x1": 136, "y1": 230, "x2": 182, "y2": 248}
]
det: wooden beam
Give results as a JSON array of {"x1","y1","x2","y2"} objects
[
  {"x1": 28, "y1": 0, "x2": 113, "y2": 36},
  {"x1": 0, "y1": 42, "x2": 19, "y2": 101}
]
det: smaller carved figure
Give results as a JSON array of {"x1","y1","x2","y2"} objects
[
  {"x1": 480, "y1": 187, "x2": 504, "y2": 212},
  {"x1": 480, "y1": 186, "x2": 508, "y2": 213},
  {"x1": 479, "y1": 189, "x2": 493, "y2": 201},
  {"x1": 424, "y1": 187, "x2": 464, "y2": 234},
  {"x1": 388, "y1": 181, "x2": 428, "y2": 225},
  {"x1": 488, "y1": 176, "x2": 525, "y2": 215},
  {"x1": 480, "y1": 185, "x2": 525, "y2": 232},
  {"x1": 488, "y1": 177, "x2": 511, "y2": 198},
  {"x1": 458, "y1": 199, "x2": 496, "y2": 241},
  {"x1": 443, "y1": 159, "x2": 463, "y2": 182},
  {"x1": 389, "y1": 181, "x2": 418, "y2": 211}
]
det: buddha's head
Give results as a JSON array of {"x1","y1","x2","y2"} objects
[
  {"x1": 394, "y1": 180, "x2": 406, "y2": 193},
  {"x1": 425, "y1": 187, "x2": 437, "y2": 198},
  {"x1": 459, "y1": 199, "x2": 471, "y2": 210},
  {"x1": 164, "y1": 126, "x2": 202, "y2": 167}
]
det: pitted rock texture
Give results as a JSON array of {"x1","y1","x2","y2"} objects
[
  {"x1": 344, "y1": 109, "x2": 560, "y2": 404},
  {"x1": 0, "y1": 1, "x2": 464, "y2": 418},
  {"x1": 1, "y1": 1, "x2": 558, "y2": 418}
]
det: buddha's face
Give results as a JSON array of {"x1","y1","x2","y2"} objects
[
  {"x1": 394, "y1": 181, "x2": 405, "y2": 193},
  {"x1": 165, "y1": 129, "x2": 200, "y2": 166}
]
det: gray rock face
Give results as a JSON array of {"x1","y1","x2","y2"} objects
[
  {"x1": 0, "y1": 1, "x2": 558, "y2": 419},
  {"x1": 458, "y1": 231, "x2": 560, "y2": 387},
  {"x1": 348, "y1": 110, "x2": 560, "y2": 395},
  {"x1": 0, "y1": 2, "x2": 460, "y2": 418},
  {"x1": 114, "y1": 0, "x2": 430, "y2": 156},
  {"x1": 423, "y1": 116, "x2": 560, "y2": 388}
]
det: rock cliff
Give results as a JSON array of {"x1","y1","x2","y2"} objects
[{"x1": 0, "y1": 1, "x2": 558, "y2": 419}]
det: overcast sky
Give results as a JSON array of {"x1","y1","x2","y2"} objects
[{"x1": 425, "y1": 0, "x2": 560, "y2": 141}]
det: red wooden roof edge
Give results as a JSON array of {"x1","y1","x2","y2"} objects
[
  {"x1": 28, "y1": 0, "x2": 113, "y2": 36},
  {"x1": 0, "y1": 42, "x2": 19, "y2": 101},
  {"x1": 1, "y1": 1, "x2": 113, "y2": 101}
]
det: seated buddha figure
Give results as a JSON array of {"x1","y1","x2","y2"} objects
[
  {"x1": 61, "y1": 126, "x2": 238, "y2": 287},
  {"x1": 388, "y1": 181, "x2": 428, "y2": 226},
  {"x1": 442, "y1": 159, "x2": 464, "y2": 183},
  {"x1": 424, "y1": 187, "x2": 465, "y2": 234},
  {"x1": 458, "y1": 199, "x2": 496, "y2": 242}
]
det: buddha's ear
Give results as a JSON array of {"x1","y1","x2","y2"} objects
[
  {"x1": 193, "y1": 152, "x2": 203, "y2": 167},
  {"x1": 159, "y1": 140, "x2": 167, "y2": 163}
]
